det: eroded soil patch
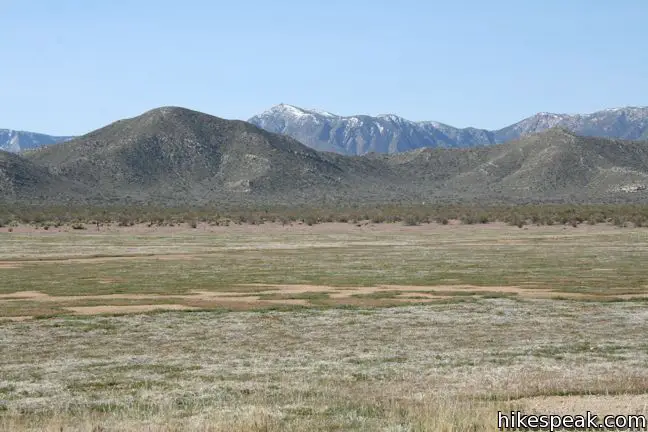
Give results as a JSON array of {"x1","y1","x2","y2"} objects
[{"x1": 3, "y1": 282, "x2": 647, "y2": 319}]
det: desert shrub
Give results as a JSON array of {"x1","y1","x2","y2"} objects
[
  {"x1": 118, "y1": 217, "x2": 134, "y2": 227},
  {"x1": 632, "y1": 215, "x2": 645, "y2": 228},
  {"x1": 506, "y1": 214, "x2": 525, "y2": 228},
  {"x1": 460, "y1": 214, "x2": 476, "y2": 225},
  {"x1": 434, "y1": 216, "x2": 448, "y2": 225},
  {"x1": 71, "y1": 223, "x2": 86, "y2": 230},
  {"x1": 403, "y1": 215, "x2": 420, "y2": 226},
  {"x1": 303, "y1": 216, "x2": 318, "y2": 226},
  {"x1": 2, "y1": 203, "x2": 648, "y2": 231}
]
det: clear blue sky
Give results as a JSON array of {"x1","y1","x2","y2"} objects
[{"x1": 2, "y1": 0, "x2": 647, "y2": 135}]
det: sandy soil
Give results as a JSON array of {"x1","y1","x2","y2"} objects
[
  {"x1": 0, "y1": 253, "x2": 204, "y2": 266},
  {"x1": 3, "y1": 281, "x2": 647, "y2": 318},
  {"x1": 238, "y1": 283, "x2": 648, "y2": 300},
  {"x1": 0, "y1": 315, "x2": 33, "y2": 322}
]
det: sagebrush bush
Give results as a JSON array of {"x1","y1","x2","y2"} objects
[{"x1": 403, "y1": 215, "x2": 421, "y2": 226}]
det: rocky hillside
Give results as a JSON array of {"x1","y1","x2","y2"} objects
[
  {"x1": 0, "y1": 129, "x2": 72, "y2": 153},
  {"x1": 0, "y1": 150, "x2": 87, "y2": 203},
  {"x1": 249, "y1": 104, "x2": 648, "y2": 155},
  {"x1": 25, "y1": 107, "x2": 401, "y2": 205}
]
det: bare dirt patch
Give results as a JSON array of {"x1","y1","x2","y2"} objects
[
  {"x1": 0, "y1": 291, "x2": 177, "y2": 302},
  {"x1": 3, "y1": 281, "x2": 648, "y2": 319},
  {"x1": 97, "y1": 278, "x2": 121, "y2": 284},
  {"x1": 0, "y1": 289, "x2": 311, "y2": 317},
  {"x1": 0, "y1": 253, "x2": 203, "y2": 266},
  {"x1": 395, "y1": 293, "x2": 453, "y2": 300},
  {"x1": 0, "y1": 291, "x2": 48, "y2": 300},
  {"x1": 238, "y1": 283, "x2": 648, "y2": 301},
  {"x1": 0, "y1": 315, "x2": 33, "y2": 322}
]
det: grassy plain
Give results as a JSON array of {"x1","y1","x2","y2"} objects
[{"x1": 1, "y1": 221, "x2": 647, "y2": 430}]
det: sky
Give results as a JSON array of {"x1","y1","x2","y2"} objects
[{"x1": 1, "y1": 0, "x2": 647, "y2": 135}]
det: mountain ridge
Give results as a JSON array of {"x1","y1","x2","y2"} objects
[
  {"x1": 249, "y1": 104, "x2": 648, "y2": 155},
  {"x1": 5, "y1": 104, "x2": 648, "y2": 156}
]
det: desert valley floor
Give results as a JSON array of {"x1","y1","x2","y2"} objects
[{"x1": 1, "y1": 221, "x2": 647, "y2": 430}]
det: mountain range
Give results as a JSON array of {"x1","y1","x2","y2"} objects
[
  {"x1": 2, "y1": 106, "x2": 648, "y2": 206},
  {"x1": 4, "y1": 105, "x2": 648, "y2": 157},
  {"x1": 249, "y1": 105, "x2": 648, "y2": 155},
  {"x1": 0, "y1": 129, "x2": 72, "y2": 153}
]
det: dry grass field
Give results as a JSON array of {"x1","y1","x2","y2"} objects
[{"x1": 1, "y1": 221, "x2": 648, "y2": 430}]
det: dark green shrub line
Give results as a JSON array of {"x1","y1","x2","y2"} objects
[{"x1": 1, "y1": 204, "x2": 648, "y2": 228}]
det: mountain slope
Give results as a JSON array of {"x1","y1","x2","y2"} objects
[
  {"x1": 249, "y1": 104, "x2": 648, "y2": 155},
  {"x1": 461, "y1": 129, "x2": 648, "y2": 200},
  {"x1": 26, "y1": 107, "x2": 389, "y2": 204},
  {"x1": 375, "y1": 128, "x2": 648, "y2": 203},
  {"x1": 0, "y1": 129, "x2": 72, "y2": 153},
  {"x1": 0, "y1": 150, "x2": 87, "y2": 202}
]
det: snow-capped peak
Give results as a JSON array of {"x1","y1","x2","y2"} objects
[
  {"x1": 270, "y1": 103, "x2": 308, "y2": 117},
  {"x1": 602, "y1": 106, "x2": 643, "y2": 113},
  {"x1": 536, "y1": 112, "x2": 567, "y2": 118},
  {"x1": 260, "y1": 104, "x2": 340, "y2": 120},
  {"x1": 376, "y1": 114, "x2": 407, "y2": 123}
]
